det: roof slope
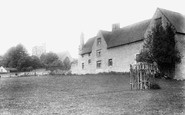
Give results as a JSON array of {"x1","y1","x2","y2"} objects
[
  {"x1": 103, "y1": 19, "x2": 151, "y2": 48},
  {"x1": 81, "y1": 37, "x2": 96, "y2": 54},
  {"x1": 159, "y1": 8, "x2": 185, "y2": 33},
  {"x1": 80, "y1": 8, "x2": 185, "y2": 54}
]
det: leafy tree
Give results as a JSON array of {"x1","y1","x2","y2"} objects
[
  {"x1": 63, "y1": 57, "x2": 71, "y2": 70},
  {"x1": 17, "y1": 56, "x2": 32, "y2": 71},
  {"x1": 40, "y1": 52, "x2": 59, "y2": 68},
  {"x1": 30, "y1": 55, "x2": 42, "y2": 69},
  {"x1": 3, "y1": 44, "x2": 29, "y2": 71},
  {"x1": 137, "y1": 19, "x2": 181, "y2": 78}
]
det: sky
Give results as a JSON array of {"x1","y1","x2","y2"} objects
[{"x1": 0, "y1": 0, "x2": 185, "y2": 58}]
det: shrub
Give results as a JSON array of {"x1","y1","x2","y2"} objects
[{"x1": 150, "y1": 83, "x2": 161, "y2": 90}]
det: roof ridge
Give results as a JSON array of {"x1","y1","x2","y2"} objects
[
  {"x1": 158, "y1": 8, "x2": 183, "y2": 16},
  {"x1": 157, "y1": 8, "x2": 185, "y2": 33},
  {"x1": 120, "y1": 19, "x2": 151, "y2": 29}
]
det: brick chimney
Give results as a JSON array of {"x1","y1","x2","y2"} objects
[{"x1": 112, "y1": 23, "x2": 120, "y2": 31}]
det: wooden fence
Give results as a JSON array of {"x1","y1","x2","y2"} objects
[{"x1": 130, "y1": 62, "x2": 158, "y2": 90}]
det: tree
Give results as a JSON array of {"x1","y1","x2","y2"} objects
[
  {"x1": 30, "y1": 55, "x2": 42, "y2": 69},
  {"x1": 63, "y1": 57, "x2": 71, "y2": 70},
  {"x1": 3, "y1": 44, "x2": 29, "y2": 71},
  {"x1": 40, "y1": 52, "x2": 59, "y2": 68},
  {"x1": 137, "y1": 19, "x2": 181, "y2": 78}
]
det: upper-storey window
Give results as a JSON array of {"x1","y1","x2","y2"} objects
[
  {"x1": 97, "y1": 38, "x2": 101, "y2": 46},
  {"x1": 96, "y1": 49, "x2": 101, "y2": 57},
  {"x1": 155, "y1": 17, "x2": 162, "y2": 20}
]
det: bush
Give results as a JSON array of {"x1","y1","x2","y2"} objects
[{"x1": 150, "y1": 83, "x2": 161, "y2": 90}]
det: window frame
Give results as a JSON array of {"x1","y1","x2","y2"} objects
[
  {"x1": 88, "y1": 59, "x2": 91, "y2": 64},
  {"x1": 97, "y1": 38, "x2": 101, "y2": 46},
  {"x1": 108, "y1": 59, "x2": 113, "y2": 66},
  {"x1": 96, "y1": 49, "x2": 101, "y2": 57},
  {"x1": 82, "y1": 63, "x2": 84, "y2": 69},
  {"x1": 96, "y1": 60, "x2": 101, "y2": 68}
]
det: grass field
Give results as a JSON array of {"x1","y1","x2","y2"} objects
[{"x1": 0, "y1": 74, "x2": 184, "y2": 115}]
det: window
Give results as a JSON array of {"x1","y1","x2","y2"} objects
[
  {"x1": 88, "y1": 59, "x2": 91, "y2": 64},
  {"x1": 97, "y1": 38, "x2": 101, "y2": 45},
  {"x1": 97, "y1": 60, "x2": 101, "y2": 68},
  {"x1": 82, "y1": 63, "x2": 84, "y2": 69},
  {"x1": 108, "y1": 59, "x2": 113, "y2": 66},
  {"x1": 155, "y1": 17, "x2": 162, "y2": 20},
  {"x1": 96, "y1": 49, "x2": 101, "y2": 57}
]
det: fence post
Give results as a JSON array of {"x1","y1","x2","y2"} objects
[{"x1": 130, "y1": 64, "x2": 133, "y2": 90}]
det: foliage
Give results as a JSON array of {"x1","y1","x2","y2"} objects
[
  {"x1": 137, "y1": 19, "x2": 181, "y2": 78},
  {"x1": 63, "y1": 57, "x2": 71, "y2": 70},
  {"x1": 30, "y1": 55, "x2": 43, "y2": 69},
  {"x1": 150, "y1": 83, "x2": 161, "y2": 90},
  {"x1": 3, "y1": 44, "x2": 29, "y2": 71},
  {"x1": 2, "y1": 44, "x2": 72, "y2": 72},
  {"x1": 2, "y1": 44, "x2": 43, "y2": 71},
  {"x1": 40, "y1": 52, "x2": 59, "y2": 67},
  {"x1": 40, "y1": 52, "x2": 72, "y2": 71}
]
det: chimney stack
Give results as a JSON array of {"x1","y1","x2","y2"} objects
[
  {"x1": 112, "y1": 23, "x2": 120, "y2": 31},
  {"x1": 79, "y1": 32, "x2": 84, "y2": 53}
]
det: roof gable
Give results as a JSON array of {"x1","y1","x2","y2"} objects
[
  {"x1": 158, "y1": 8, "x2": 185, "y2": 33},
  {"x1": 81, "y1": 37, "x2": 96, "y2": 55}
]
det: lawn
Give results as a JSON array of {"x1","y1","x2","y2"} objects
[{"x1": 0, "y1": 74, "x2": 184, "y2": 115}]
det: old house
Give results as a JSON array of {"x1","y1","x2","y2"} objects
[{"x1": 72, "y1": 8, "x2": 185, "y2": 80}]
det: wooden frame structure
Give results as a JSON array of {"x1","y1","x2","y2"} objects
[{"x1": 130, "y1": 62, "x2": 158, "y2": 90}]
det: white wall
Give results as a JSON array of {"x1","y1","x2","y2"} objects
[
  {"x1": 75, "y1": 31, "x2": 143, "y2": 74},
  {"x1": 175, "y1": 34, "x2": 185, "y2": 80}
]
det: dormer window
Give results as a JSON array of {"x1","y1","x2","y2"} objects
[{"x1": 97, "y1": 38, "x2": 101, "y2": 46}]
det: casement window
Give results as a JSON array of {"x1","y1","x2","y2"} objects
[
  {"x1": 108, "y1": 59, "x2": 113, "y2": 66},
  {"x1": 97, "y1": 38, "x2": 101, "y2": 46},
  {"x1": 82, "y1": 63, "x2": 84, "y2": 69},
  {"x1": 96, "y1": 49, "x2": 101, "y2": 57},
  {"x1": 88, "y1": 59, "x2": 91, "y2": 64},
  {"x1": 96, "y1": 60, "x2": 101, "y2": 68}
]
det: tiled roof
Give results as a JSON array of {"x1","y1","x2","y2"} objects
[
  {"x1": 159, "y1": 8, "x2": 185, "y2": 33},
  {"x1": 102, "y1": 19, "x2": 151, "y2": 48}
]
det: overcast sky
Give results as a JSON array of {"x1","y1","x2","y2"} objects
[{"x1": 0, "y1": 0, "x2": 185, "y2": 58}]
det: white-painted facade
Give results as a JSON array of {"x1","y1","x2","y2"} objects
[{"x1": 71, "y1": 8, "x2": 185, "y2": 80}]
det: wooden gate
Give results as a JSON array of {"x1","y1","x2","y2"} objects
[{"x1": 130, "y1": 62, "x2": 158, "y2": 90}]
